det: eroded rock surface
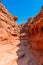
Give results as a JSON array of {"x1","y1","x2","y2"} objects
[
  {"x1": 0, "y1": 2, "x2": 43, "y2": 65},
  {"x1": 0, "y1": 2, "x2": 20, "y2": 65}
]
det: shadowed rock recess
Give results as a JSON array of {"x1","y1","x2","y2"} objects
[{"x1": 0, "y1": 2, "x2": 43, "y2": 65}]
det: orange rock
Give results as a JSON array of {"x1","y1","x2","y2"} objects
[
  {"x1": 28, "y1": 7, "x2": 43, "y2": 52},
  {"x1": 0, "y1": 2, "x2": 43, "y2": 65}
]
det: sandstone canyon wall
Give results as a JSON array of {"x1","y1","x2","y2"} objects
[
  {"x1": 0, "y1": 2, "x2": 20, "y2": 65},
  {"x1": 0, "y1": 2, "x2": 43, "y2": 65}
]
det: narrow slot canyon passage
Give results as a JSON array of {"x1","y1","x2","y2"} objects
[{"x1": 0, "y1": 2, "x2": 43, "y2": 65}]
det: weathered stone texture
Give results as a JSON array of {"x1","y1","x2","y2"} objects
[{"x1": 0, "y1": 2, "x2": 43, "y2": 65}]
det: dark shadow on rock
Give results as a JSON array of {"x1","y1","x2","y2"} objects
[{"x1": 16, "y1": 34, "x2": 30, "y2": 65}]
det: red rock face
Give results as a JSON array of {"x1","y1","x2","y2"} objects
[
  {"x1": 28, "y1": 10, "x2": 43, "y2": 52},
  {"x1": 28, "y1": 19, "x2": 43, "y2": 51},
  {"x1": 0, "y1": 2, "x2": 43, "y2": 65}
]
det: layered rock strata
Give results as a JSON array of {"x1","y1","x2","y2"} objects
[{"x1": 0, "y1": 2, "x2": 43, "y2": 65}]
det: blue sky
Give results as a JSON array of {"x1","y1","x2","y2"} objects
[{"x1": 2, "y1": 0, "x2": 43, "y2": 24}]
